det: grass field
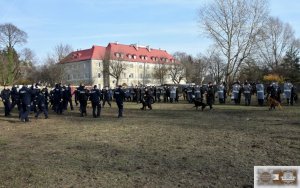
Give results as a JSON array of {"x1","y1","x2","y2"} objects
[{"x1": 0, "y1": 100, "x2": 299, "y2": 188}]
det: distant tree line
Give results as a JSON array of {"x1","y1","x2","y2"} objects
[{"x1": 2, "y1": 0, "x2": 300, "y2": 88}]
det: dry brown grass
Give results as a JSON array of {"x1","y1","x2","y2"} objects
[{"x1": 0, "y1": 101, "x2": 299, "y2": 187}]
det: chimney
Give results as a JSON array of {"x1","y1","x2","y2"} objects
[
  {"x1": 133, "y1": 43, "x2": 139, "y2": 50},
  {"x1": 115, "y1": 41, "x2": 119, "y2": 44},
  {"x1": 146, "y1": 45, "x2": 151, "y2": 52}
]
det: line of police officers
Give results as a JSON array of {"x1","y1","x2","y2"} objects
[
  {"x1": 0, "y1": 81, "x2": 297, "y2": 121},
  {"x1": 0, "y1": 83, "x2": 126, "y2": 122},
  {"x1": 181, "y1": 81, "x2": 297, "y2": 107},
  {"x1": 230, "y1": 81, "x2": 296, "y2": 106}
]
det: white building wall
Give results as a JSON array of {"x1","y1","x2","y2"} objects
[
  {"x1": 64, "y1": 59, "x2": 176, "y2": 88},
  {"x1": 63, "y1": 60, "x2": 92, "y2": 86}
]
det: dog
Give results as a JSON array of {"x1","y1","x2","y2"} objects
[
  {"x1": 267, "y1": 97, "x2": 282, "y2": 110},
  {"x1": 192, "y1": 98, "x2": 207, "y2": 111}
]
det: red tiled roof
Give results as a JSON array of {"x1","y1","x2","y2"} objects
[
  {"x1": 60, "y1": 45, "x2": 106, "y2": 64},
  {"x1": 60, "y1": 43, "x2": 175, "y2": 64}
]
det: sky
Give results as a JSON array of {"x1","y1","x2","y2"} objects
[{"x1": 0, "y1": 0, "x2": 299, "y2": 63}]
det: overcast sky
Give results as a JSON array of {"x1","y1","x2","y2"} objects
[{"x1": 0, "y1": 0, "x2": 299, "y2": 62}]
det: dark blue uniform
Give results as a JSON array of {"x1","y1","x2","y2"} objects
[
  {"x1": 19, "y1": 86, "x2": 31, "y2": 122},
  {"x1": 35, "y1": 90, "x2": 48, "y2": 119},
  {"x1": 65, "y1": 85, "x2": 74, "y2": 110},
  {"x1": 30, "y1": 85, "x2": 40, "y2": 113},
  {"x1": 10, "y1": 86, "x2": 20, "y2": 112},
  {"x1": 77, "y1": 86, "x2": 89, "y2": 117},
  {"x1": 102, "y1": 88, "x2": 111, "y2": 107},
  {"x1": 140, "y1": 90, "x2": 154, "y2": 110},
  {"x1": 113, "y1": 87, "x2": 125, "y2": 118},
  {"x1": 89, "y1": 87, "x2": 101, "y2": 118},
  {"x1": 53, "y1": 84, "x2": 63, "y2": 114},
  {"x1": 1, "y1": 87, "x2": 11, "y2": 116},
  {"x1": 206, "y1": 84, "x2": 214, "y2": 110}
]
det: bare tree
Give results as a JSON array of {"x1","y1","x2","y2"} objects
[
  {"x1": 173, "y1": 52, "x2": 194, "y2": 83},
  {"x1": 109, "y1": 57, "x2": 127, "y2": 87},
  {"x1": 198, "y1": 0, "x2": 269, "y2": 86},
  {"x1": 38, "y1": 43, "x2": 73, "y2": 86},
  {"x1": 0, "y1": 23, "x2": 27, "y2": 49},
  {"x1": 169, "y1": 62, "x2": 185, "y2": 84},
  {"x1": 204, "y1": 48, "x2": 226, "y2": 84},
  {"x1": 192, "y1": 55, "x2": 209, "y2": 85},
  {"x1": 54, "y1": 43, "x2": 73, "y2": 62},
  {"x1": 257, "y1": 17, "x2": 295, "y2": 70},
  {"x1": 153, "y1": 61, "x2": 169, "y2": 85},
  {"x1": 20, "y1": 48, "x2": 36, "y2": 66}
]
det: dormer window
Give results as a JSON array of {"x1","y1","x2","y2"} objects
[
  {"x1": 115, "y1": 53, "x2": 120, "y2": 58},
  {"x1": 133, "y1": 55, "x2": 137, "y2": 59},
  {"x1": 128, "y1": 54, "x2": 132, "y2": 59}
]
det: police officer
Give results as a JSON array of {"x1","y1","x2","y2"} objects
[
  {"x1": 269, "y1": 82, "x2": 278, "y2": 110},
  {"x1": 114, "y1": 85, "x2": 125, "y2": 118},
  {"x1": 35, "y1": 88, "x2": 48, "y2": 119},
  {"x1": 243, "y1": 81, "x2": 252, "y2": 106},
  {"x1": 89, "y1": 85, "x2": 101, "y2": 118},
  {"x1": 77, "y1": 84, "x2": 89, "y2": 117},
  {"x1": 256, "y1": 81, "x2": 264, "y2": 106},
  {"x1": 102, "y1": 87, "x2": 111, "y2": 107},
  {"x1": 187, "y1": 86, "x2": 193, "y2": 103},
  {"x1": 232, "y1": 82, "x2": 241, "y2": 105},
  {"x1": 170, "y1": 86, "x2": 176, "y2": 103},
  {"x1": 206, "y1": 82, "x2": 214, "y2": 110},
  {"x1": 140, "y1": 89, "x2": 154, "y2": 110},
  {"x1": 284, "y1": 81, "x2": 293, "y2": 105},
  {"x1": 217, "y1": 83, "x2": 225, "y2": 104},
  {"x1": 19, "y1": 85, "x2": 31, "y2": 122},
  {"x1": 66, "y1": 84, "x2": 74, "y2": 110},
  {"x1": 1, "y1": 85, "x2": 11, "y2": 116},
  {"x1": 10, "y1": 85, "x2": 20, "y2": 112},
  {"x1": 156, "y1": 87, "x2": 161, "y2": 102},
  {"x1": 53, "y1": 83, "x2": 63, "y2": 114},
  {"x1": 31, "y1": 83, "x2": 40, "y2": 113},
  {"x1": 195, "y1": 85, "x2": 201, "y2": 100},
  {"x1": 44, "y1": 86, "x2": 49, "y2": 110}
]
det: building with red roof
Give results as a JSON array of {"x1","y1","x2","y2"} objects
[{"x1": 61, "y1": 42, "x2": 183, "y2": 88}]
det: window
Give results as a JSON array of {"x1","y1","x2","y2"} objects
[
  {"x1": 130, "y1": 64, "x2": 133, "y2": 68},
  {"x1": 67, "y1": 75, "x2": 71, "y2": 80},
  {"x1": 140, "y1": 74, "x2": 143, "y2": 78},
  {"x1": 115, "y1": 53, "x2": 120, "y2": 58},
  {"x1": 139, "y1": 65, "x2": 143, "y2": 69},
  {"x1": 146, "y1": 74, "x2": 150, "y2": 78},
  {"x1": 123, "y1": 73, "x2": 126, "y2": 78},
  {"x1": 133, "y1": 55, "x2": 137, "y2": 59},
  {"x1": 98, "y1": 73, "x2": 101, "y2": 78},
  {"x1": 85, "y1": 73, "x2": 89, "y2": 79},
  {"x1": 83, "y1": 64, "x2": 86, "y2": 69},
  {"x1": 99, "y1": 62, "x2": 101, "y2": 67},
  {"x1": 146, "y1": 65, "x2": 149, "y2": 69},
  {"x1": 129, "y1": 73, "x2": 134, "y2": 78},
  {"x1": 145, "y1": 56, "x2": 148, "y2": 60},
  {"x1": 128, "y1": 54, "x2": 132, "y2": 59}
]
